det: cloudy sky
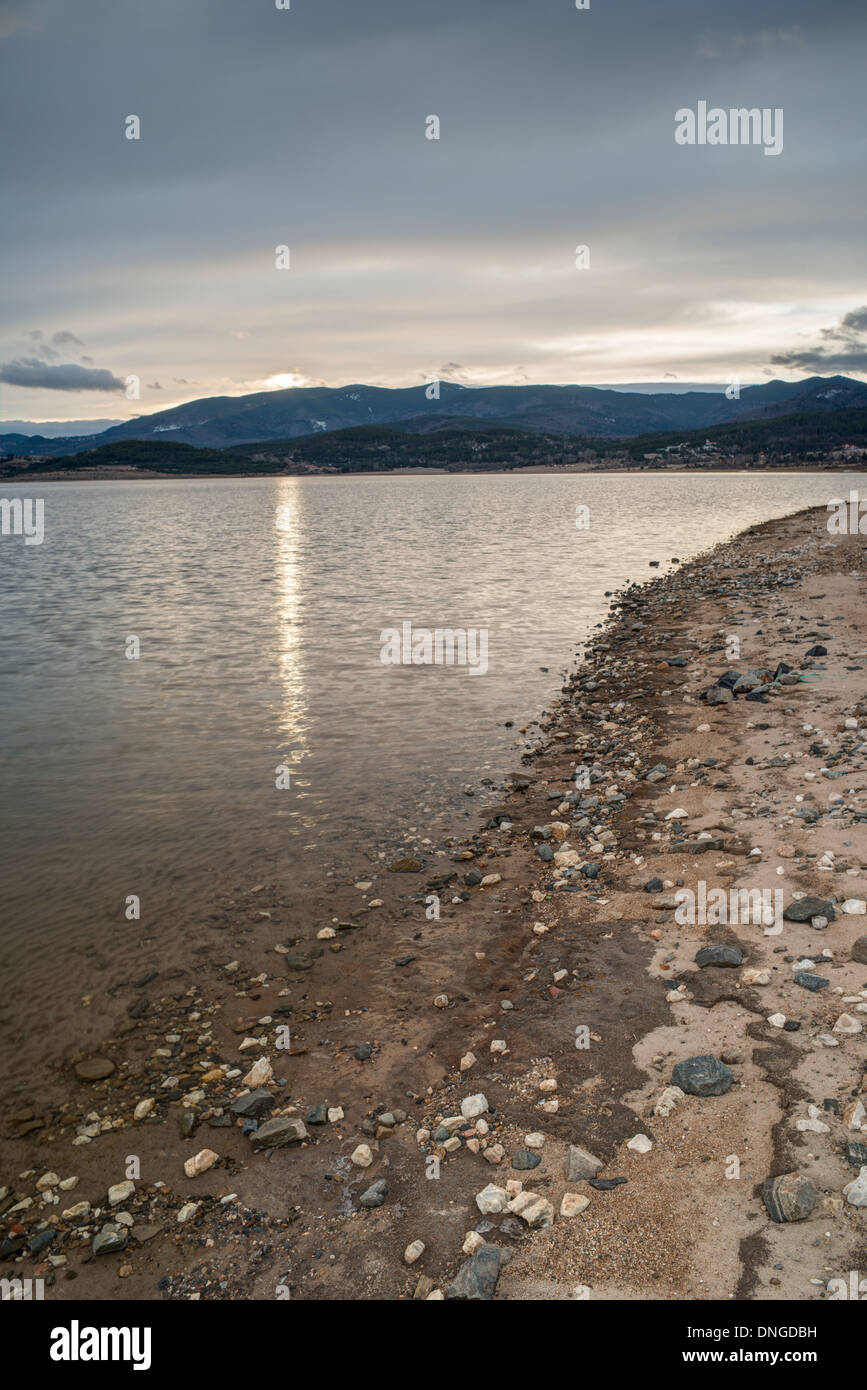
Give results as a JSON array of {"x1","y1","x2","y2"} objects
[{"x1": 1, "y1": 0, "x2": 865, "y2": 422}]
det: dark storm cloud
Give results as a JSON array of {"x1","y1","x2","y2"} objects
[
  {"x1": 0, "y1": 359, "x2": 125, "y2": 391},
  {"x1": 771, "y1": 306, "x2": 867, "y2": 372},
  {"x1": 1, "y1": 0, "x2": 865, "y2": 417}
]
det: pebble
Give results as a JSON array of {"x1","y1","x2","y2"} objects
[
  {"x1": 107, "y1": 1180, "x2": 135, "y2": 1206},
  {"x1": 671, "y1": 1054, "x2": 733, "y2": 1097},
  {"x1": 183, "y1": 1149, "x2": 219, "y2": 1178},
  {"x1": 626, "y1": 1133, "x2": 653, "y2": 1153},
  {"x1": 74, "y1": 1058, "x2": 115, "y2": 1082},
  {"x1": 695, "y1": 944, "x2": 743, "y2": 968},
  {"x1": 446, "y1": 1246, "x2": 502, "y2": 1301},
  {"x1": 842, "y1": 1167, "x2": 867, "y2": 1207},
  {"x1": 564, "y1": 1145, "x2": 603, "y2": 1181},
  {"x1": 359, "y1": 1179, "x2": 388, "y2": 1208},
  {"x1": 92, "y1": 1223, "x2": 128, "y2": 1255},
  {"x1": 762, "y1": 1172, "x2": 817, "y2": 1222},
  {"x1": 460, "y1": 1093, "x2": 489, "y2": 1119},
  {"x1": 475, "y1": 1183, "x2": 509, "y2": 1214},
  {"x1": 512, "y1": 1150, "x2": 542, "y2": 1171},
  {"x1": 250, "y1": 1116, "x2": 308, "y2": 1150},
  {"x1": 560, "y1": 1193, "x2": 590, "y2": 1218}
]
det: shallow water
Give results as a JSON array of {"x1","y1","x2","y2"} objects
[{"x1": 1, "y1": 470, "x2": 864, "y2": 1015}]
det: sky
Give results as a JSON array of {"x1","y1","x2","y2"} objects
[{"x1": 1, "y1": 0, "x2": 866, "y2": 423}]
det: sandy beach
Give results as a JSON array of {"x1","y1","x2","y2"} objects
[{"x1": 2, "y1": 502, "x2": 865, "y2": 1302}]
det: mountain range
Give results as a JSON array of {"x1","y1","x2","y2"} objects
[{"x1": 3, "y1": 375, "x2": 866, "y2": 459}]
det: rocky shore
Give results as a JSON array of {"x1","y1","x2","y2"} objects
[{"x1": 2, "y1": 503, "x2": 865, "y2": 1302}]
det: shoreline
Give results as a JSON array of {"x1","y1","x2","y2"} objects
[
  {"x1": 1, "y1": 463, "x2": 860, "y2": 482},
  {"x1": 2, "y1": 503, "x2": 865, "y2": 1301}
]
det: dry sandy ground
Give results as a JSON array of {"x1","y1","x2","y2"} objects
[{"x1": 1, "y1": 503, "x2": 865, "y2": 1302}]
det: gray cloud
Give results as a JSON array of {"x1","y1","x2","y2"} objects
[
  {"x1": 0, "y1": 359, "x2": 125, "y2": 392},
  {"x1": 770, "y1": 306, "x2": 867, "y2": 372},
  {"x1": 52, "y1": 329, "x2": 84, "y2": 349},
  {"x1": 0, "y1": 0, "x2": 865, "y2": 418}
]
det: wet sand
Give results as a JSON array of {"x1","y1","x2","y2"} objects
[{"x1": 2, "y1": 503, "x2": 865, "y2": 1301}]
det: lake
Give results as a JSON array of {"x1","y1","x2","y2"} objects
[{"x1": 1, "y1": 469, "x2": 863, "y2": 1052}]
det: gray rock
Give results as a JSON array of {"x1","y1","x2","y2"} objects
[
  {"x1": 250, "y1": 1116, "x2": 308, "y2": 1150},
  {"x1": 229, "y1": 1088, "x2": 274, "y2": 1119},
  {"x1": 706, "y1": 686, "x2": 734, "y2": 706},
  {"x1": 783, "y1": 897, "x2": 835, "y2": 923},
  {"x1": 695, "y1": 945, "x2": 743, "y2": 968},
  {"x1": 92, "y1": 1223, "x2": 128, "y2": 1256},
  {"x1": 762, "y1": 1173, "x2": 816, "y2": 1223},
  {"x1": 793, "y1": 972, "x2": 829, "y2": 992},
  {"x1": 671, "y1": 1054, "x2": 733, "y2": 1097},
  {"x1": 446, "y1": 1245, "x2": 502, "y2": 1300},
  {"x1": 564, "y1": 1144, "x2": 604, "y2": 1181},
  {"x1": 512, "y1": 1150, "x2": 542, "y2": 1171},
  {"x1": 359, "y1": 1179, "x2": 388, "y2": 1208},
  {"x1": 852, "y1": 935, "x2": 867, "y2": 965}
]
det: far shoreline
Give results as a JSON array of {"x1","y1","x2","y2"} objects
[{"x1": 3, "y1": 463, "x2": 865, "y2": 483}]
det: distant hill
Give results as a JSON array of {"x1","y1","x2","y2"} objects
[
  {"x1": 8, "y1": 405, "x2": 866, "y2": 478},
  {"x1": 0, "y1": 418, "x2": 123, "y2": 438},
  {"x1": 4, "y1": 375, "x2": 866, "y2": 459}
]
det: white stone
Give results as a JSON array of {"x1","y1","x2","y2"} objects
[
  {"x1": 653, "y1": 1086, "x2": 684, "y2": 1117},
  {"x1": 842, "y1": 899, "x2": 867, "y2": 915},
  {"x1": 560, "y1": 1193, "x2": 590, "y2": 1218},
  {"x1": 475, "y1": 1183, "x2": 509, "y2": 1214},
  {"x1": 768, "y1": 1013, "x2": 786, "y2": 1028},
  {"x1": 460, "y1": 1093, "x2": 489, "y2": 1119},
  {"x1": 462, "y1": 1231, "x2": 486, "y2": 1255},
  {"x1": 184, "y1": 1148, "x2": 219, "y2": 1178},
  {"x1": 62, "y1": 1201, "x2": 91, "y2": 1220},
  {"x1": 524, "y1": 1132, "x2": 545, "y2": 1148},
  {"x1": 404, "y1": 1240, "x2": 425, "y2": 1264},
  {"x1": 842, "y1": 1167, "x2": 867, "y2": 1207},
  {"x1": 134, "y1": 1099, "x2": 155, "y2": 1121},
  {"x1": 351, "y1": 1144, "x2": 373, "y2": 1168},
  {"x1": 833, "y1": 1013, "x2": 863, "y2": 1036},
  {"x1": 108, "y1": 1180, "x2": 135, "y2": 1206},
  {"x1": 626, "y1": 1133, "x2": 653, "y2": 1153},
  {"x1": 242, "y1": 1056, "x2": 273, "y2": 1088},
  {"x1": 177, "y1": 1202, "x2": 200, "y2": 1223},
  {"x1": 507, "y1": 1191, "x2": 554, "y2": 1228},
  {"x1": 459, "y1": 1052, "x2": 476, "y2": 1071}
]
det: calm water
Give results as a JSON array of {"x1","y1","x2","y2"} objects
[{"x1": 1, "y1": 470, "x2": 863, "y2": 1023}]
